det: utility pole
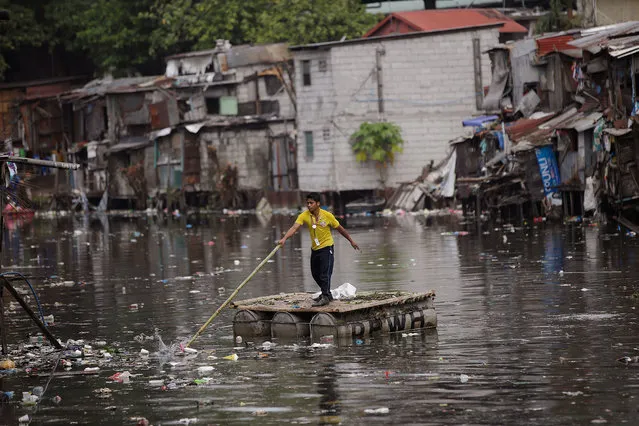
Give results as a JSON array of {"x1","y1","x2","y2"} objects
[{"x1": 376, "y1": 46, "x2": 385, "y2": 120}]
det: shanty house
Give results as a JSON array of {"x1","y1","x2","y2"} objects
[
  {"x1": 1, "y1": 76, "x2": 87, "y2": 205},
  {"x1": 161, "y1": 42, "x2": 297, "y2": 208},
  {"x1": 64, "y1": 76, "x2": 176, "y2": 208},
  {"x1": 290, "y1": 24, "x2": 499, "y2": 202}
]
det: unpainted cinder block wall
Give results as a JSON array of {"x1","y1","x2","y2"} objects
[{"x1": 294, "y1": 26, "x2": 499, "y2": 192}]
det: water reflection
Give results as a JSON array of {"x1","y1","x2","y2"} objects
[
  {"x1": 317, "y1": 363, "x2": 341, "y2": 425},
  {"x1": 2, "y1": 215, "x2": 639, "y2": 424}
]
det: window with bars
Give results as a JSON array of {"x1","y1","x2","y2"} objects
[{"x1": 302, "y1": 60, "x2": 311, "y2": 86}]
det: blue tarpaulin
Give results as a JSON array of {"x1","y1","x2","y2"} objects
[{"x1": 462, "y1": 115, "x2": 499, "y2": 127}]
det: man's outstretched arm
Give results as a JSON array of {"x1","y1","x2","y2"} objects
[
  {"x1": 278, "y1": 223, "x2": 302, "y2": 246},
  {"x1": 336, "y1": 225, "x2": 360, "y2": 251}
]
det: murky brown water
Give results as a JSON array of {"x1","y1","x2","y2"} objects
[{"x1": 1, "y1": 213, "x2": 639, "y2": 425}]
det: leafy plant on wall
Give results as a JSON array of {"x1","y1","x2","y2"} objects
[{"x1": 350, "y1": 121, "x2": 404, "y2": 187}]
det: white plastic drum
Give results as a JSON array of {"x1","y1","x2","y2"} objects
[
  {"x1": 270, "y1": 312, "x2": 310, "y2": 339},
  {"x1": 233, "y1": 310, "x2": 271, "y2": 338}
]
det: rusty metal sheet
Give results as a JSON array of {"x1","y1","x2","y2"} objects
[
  {"x1": 149, "y1": 99, "x2": 179, "y2": 130},
  {"x1": 25, "y1": 82, "x2": 72, "y2": 100},
  {"x1": 183, "y1": 136, "x2": 200, "y2": 185}
]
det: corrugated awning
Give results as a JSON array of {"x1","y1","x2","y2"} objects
[
  {"x1": 562, "y1": 112, "x2": 604, "y2": 132},
  {"x1": 107, "y1": 136, "x2": 150, "y2": 154}
]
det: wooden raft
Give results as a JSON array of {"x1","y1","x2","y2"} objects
[{"x1": 230, "y1": 290, "x2": 437, "y2": 341}]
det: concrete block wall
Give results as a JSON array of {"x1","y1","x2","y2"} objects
[
  {"x1": 200, "y1": 126, "x2": 271, "y2": 190},
  {"x1": 590, "y1": 0, "x2": 639, "y2": 25},
  {"x1": 295, "y1": 27, "x2": 499, "y2": 192},
  {"x1": 295, "y1": 51, "x2": 339, "y2": 192}
]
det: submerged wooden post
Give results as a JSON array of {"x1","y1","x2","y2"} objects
[{"x1": 0, "y1": 278, "x2": 63, "y2": 350}]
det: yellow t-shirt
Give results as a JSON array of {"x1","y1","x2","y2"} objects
[{"x1": 295, "y1": 209, "x2": 340, "y2": 250}]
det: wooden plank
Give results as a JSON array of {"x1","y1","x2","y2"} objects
[{"x1": 230, "y1": 291, "x2": 435, "y2": 314}]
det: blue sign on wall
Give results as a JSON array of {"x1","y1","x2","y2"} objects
[{"x1": 535, "y1": 145, "x2": 561, "y2": 204}]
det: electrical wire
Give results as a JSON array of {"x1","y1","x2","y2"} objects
[{"x1": 0, "y1": 271, "x2": 47, "y2": 326}]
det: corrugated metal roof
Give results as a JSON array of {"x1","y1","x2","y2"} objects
[
  {"x1": 24, "y1": 82, "x2": 75, "y2": 100},
  {"x1": 508, "y1": 105, "x2": 602, "y2": 146},
  {"x1": 0, "y1": 76, "x2": 87, "y2": 91},
  {"x1": 568, "y1": 21, "x2": 639, "y2": 54},
  {"x1": 291, "y1": 23, "x2": 502, "y2": 51},
  {"x1": 62, "y1": 76, "x2": 173, "y2": 101},
  {"x1": 505, "y1": 114, "x2": 558, "y2": 141},
  {"x1": 364, "y1": 8, "x2": 527, "y2": 37},
  {"x1": 107, "y1": 136, "x2": 150, "y2": 154},
  {"x1": 536, "y1": 34, "x2": 576, "y2": 56},
  {"x1": 560, "y1": 111, "x2": 603, "y2": 132}
]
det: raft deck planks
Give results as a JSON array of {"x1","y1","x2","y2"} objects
[{"x1": 230, "y1": 290, "x2": 436, "y2": 314}]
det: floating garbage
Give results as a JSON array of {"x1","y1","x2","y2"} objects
[
  {"x1": 22, "y1": 392, "x2": 38, "y2": 405},
  {"x1": 319, "y1": 335, "x2": 334, "y2": 344},
  {"x1": 0, "y1": 359, "x2": 15, "y2": 369},
  {"x1": 148, "y1": 379, "x2": 164, "y2": 386},
  {"x1": 235, "y1": 336, "x2": 243, "y2": 344},
  {"x1": 364, "y1": 407, "x2": 390, "y2": 415},
  {"x1": 223, "y1": 354, "x2": 239, "y2": 361},
  {"x1": 197, "y1": 366, "x2": 215, "y2": 375},
  {"x1": 52, "y1": 395, "x2": 62, "y2": 405},
  {"x1": 617, "y1": 356, "x2": 639, "y2": 364},
  {"x1": 109, "y1": 371, "x2": 131, "y2": 383},
  {"x1": 140, "y1": 348, "x2": 149, "y2": 356},
  {"x1": 233, "y1": 260, "x2": 240, "y2": 266},
  {"x1": 261, "y1": 341, "x2": 276, "y2": 351},
  {"x1": 459, "y1": 374, "x2": 469, "y2": 383},
  {"x1": 84, "y1": 367, "x2": 100, "y2": 373},
  {"x1": 18, "y1": 414, "x2": 30, "y2": 424},
  {"x1": 94, "y1": 388, "x2": 112, "y2": 398}
]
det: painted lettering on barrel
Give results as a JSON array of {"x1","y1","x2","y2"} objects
[{"x1": 386, "y1": 314, "x2": 407, "y2": 332}]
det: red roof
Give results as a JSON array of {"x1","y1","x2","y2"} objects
[
  {"x1": 364, "y1": 9, "x2": 528, "y2": 38},
  {"x1": 536, "y1": 35, "x2": 576, "y2": 56}
]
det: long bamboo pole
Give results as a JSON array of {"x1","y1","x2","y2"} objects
[{"x1": 185, "y1": 244, "x2": 281, "y2": 348}]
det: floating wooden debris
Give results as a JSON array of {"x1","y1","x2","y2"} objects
[{"x1": 231, "y1": 290, "x2": 436, "y2": 342}]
